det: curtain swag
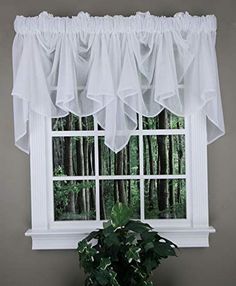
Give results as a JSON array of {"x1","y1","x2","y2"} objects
[{"x1": 12, "y1": 11, "x2": 225, "y2": 153}]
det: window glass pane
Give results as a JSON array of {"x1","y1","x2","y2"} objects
[
  {"x1": 54, "y1": 180, "x2": 96, "y2": 221},
  {"x1": 98, "y1": 124, "x2": 104, "y2": 131},
  {"x1": 52, "y1": 114, "x2": 94, "y2": 131},
  {"x1": 144, "y1": 179, "x2": 186, "y2": 219},
  {"x1": 51, "y1": 111, "x2": 187, "y2": 223},
  {"x1": 100, "y1": 180, "x2": 140, "y2": 220},
  {"x1": 53, "y1": 137, "x2": 95, "y2": 176},
  {"x1": 143, "y1": 110, "x2": 184, "y2": 129},
  {"x1": 98, "y1": 136, "x2": 139, "y2": 176},
  {"x1": 143, "y1": 135, "x2": 185, "y2": 175}
]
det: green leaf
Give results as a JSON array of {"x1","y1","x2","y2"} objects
[
  {"x1": 77, "y1": 240, "x2": 88, "y2": 253},
  {"x1": 159, "y1": 237, "x2": 178, "y2": 250},
  {"x1": 84, "y1": 230, "x2": 100, "y2": 242},
  {"x1": 126, "y1": 245, "x2": 141, "y2": 263},
  {"x1": 144, "y1": 241, "x2": 154, "y2": 252},
  {"x1": 144, "y1": 281, "x2": 154, "y2": 286},
  {"x1": 103, "y1": 220, "x2": 112, "y2": 229},
  {"x1": 125, "y1": 233, "x2": 137, "y2": 246},
  {"x1": 154, "y1": 241, "x2": 176, "y2": 257},
  {"x1": 143, "y1": 257, "x2": 159, "y2": 273},
  {"x1": 103, "y1": 225, "x2": 115, "y2": 237},
  {"x1": 104, "y1": 232, "x2": 120, "y2": 247},
  {"x1": 141, "y1": 231, "x2": 158, "y2": 241},
  {"x1": 99, "y1": 258, "x2": 111, "y2": 271},
  {"x1": 108, "y1": 271, "x2": 120, "y2": 286},
  {"x1": 110, "y1": 203, "x2": 132, "y2": 228},
  {"x1": 126, "y1": 220, "x2": 152, "y2": 234},
  {"x1": 95, "y1": 270, "x2": 109, "y2": 285},
  {"x1": 77, "y1": 240, "x2": 97, "y2": 270}
]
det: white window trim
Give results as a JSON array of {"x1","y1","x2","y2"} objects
[{"x1": 25, "y1": 111, "x2": 215, "y2": 250}]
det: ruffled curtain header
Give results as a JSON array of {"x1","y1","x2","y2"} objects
[{"x1": 12, "y1": 11, "x2": 225, "y2": 153}]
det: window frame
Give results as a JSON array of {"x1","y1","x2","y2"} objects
[{"x1": 25, "y1": 110, "x2": 215, "y2": 249}]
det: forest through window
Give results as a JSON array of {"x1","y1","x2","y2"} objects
[{"x1": 52, "y1": 110, "x2": 186, "y2": 222}]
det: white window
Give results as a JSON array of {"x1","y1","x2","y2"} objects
[{"x1": 26, "y1": 110, "x2": 215, "y2": 249}]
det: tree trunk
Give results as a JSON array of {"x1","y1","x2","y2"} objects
[
  {"x1": 88, "y1": 143, "x2": 95, "y2": 211},
  {"x1": 143, "y1": 136, "x2": 147, "y2": 175},
  {"x1": 83, "y1": 132, "x2": 90, "y2": 219},
  {"x1": 116, "y1": 150, "x2": 127, "y2": 204},
  {"x1": 147, "y1": 135, "x2": 154, "y2": 211},
  {"x1": 108, "y1": 149, "x2": 112, "y2": 175},
  {"x1": 168, "y1": 119, "x2": 174, "y2": 217},
  {"x1": 123, "y1": 147, "x2": 127, "y2": 201},
  {"x1": 157, "y1": 110, "x2": 168, "y2": 218},
  {"x1": 64, "y1": 114, "x2": 75, "y2": 214},
  {"x1": 127, "y1": 144, "x2": 131, "y2": 206},
  {"x1": 76, "y1": 118, "x2": 86, "y2": 217},
  {"x1": 176, "y1": 123, "x2": 183, "y2": 204},
  {"x1": 114, "y1": 156, "x2": 118, "y2": 202}
]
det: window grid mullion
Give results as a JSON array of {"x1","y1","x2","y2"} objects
[
  {"x1": 94, "y1": 118, "x2": 100, "y2": 221},
  {"x1": 51, "y1": 129, "x2": 186, "y2": 137},
  {"x1": 52, "y1": 174, "x2": 187, "y2": 181},
  {"x1": 139, "y1": 115, "x2": 145, "y2": 221}
]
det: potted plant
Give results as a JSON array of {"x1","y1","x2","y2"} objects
[{"x1": 78, "y1": 203, "x2": 177, "y2": 286}]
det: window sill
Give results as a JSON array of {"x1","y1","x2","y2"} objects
[{"x1": 25, "y1": 226, "x2": 216, "y2": 250}]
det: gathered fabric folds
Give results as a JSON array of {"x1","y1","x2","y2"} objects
[{"x1": 12, "y1": 11, "x2": 225, "y2": 153}]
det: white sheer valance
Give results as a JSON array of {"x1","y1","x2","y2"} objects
[{"x1": 12, "y1": 11, "x2": 225, "y2": 153}]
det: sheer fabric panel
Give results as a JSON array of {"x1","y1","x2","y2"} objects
[{"x1": 12, "y1": 12, "x2": 225, "y2": 153}]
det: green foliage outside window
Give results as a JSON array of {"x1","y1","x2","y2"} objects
[{"x1": 52, "y1": 110, "x2": 186, "y2": 221}]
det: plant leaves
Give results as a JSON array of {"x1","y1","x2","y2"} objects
[
  {"x1": 99, "y1": 258, "x2": 111, "y2": 270},
  {"x1": 126, "y1": 245, "x2": 141, "y2": 263},
  {"x1": 126, "y1": 220, "x2": 152, "y2": 234},
  {"x1": 103, "y1": 220, "x2": 112, "y2": 229},
  {"x1": 154, "y1": 241, "x2": 176, "y2": 257},
  {"x1": 77, "y1": 203, "x2": 178, "y2": 286},
  {"x1": 95, "y1": 270, "x2": 109, "y2": 285},
  {"x1": 144, "y1": 241, "x2": 154, "y2": 252},
  {"x1": 84, "y1": 230, "x2": 100, "y2": 242},
  {"x1": 125, "y1": 233, "x2": 137, "y2": 246},
  {"x1": 143, "y1": 256, "x2": 159, "y2": 273},
  {"x1": 110, "y1": 203, "x2": 132, "y2": 228},
  {"x1": 141, "y1": 231, "x2": 158, "y2": 241},
  {"x1": 108, "y1": 271, "x2": 120, "y2": 286},
  {"x1": 104, "y1": 232, "x2": 120, "y2": 247}
]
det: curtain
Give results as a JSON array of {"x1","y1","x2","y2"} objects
[{"x1": 11, "y1": 11, "x2": 225, "y2": 153}]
